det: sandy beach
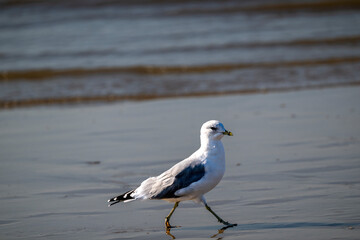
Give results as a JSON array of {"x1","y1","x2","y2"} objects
[
  {"x1": 0, "y1": 86, "x2": 359, "y2": 240},
  {"x1": 1, "y1": 1, "x2": 360, "y2": 239}
]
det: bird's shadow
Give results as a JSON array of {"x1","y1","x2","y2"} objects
[
  {"x1": 165, "y1": 224, "x2": 237, "y2": 239},
  {"x1": 210, "y1": 224, "x2": 237, "y2": 238}
]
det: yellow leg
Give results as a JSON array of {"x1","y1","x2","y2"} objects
[
  {"x1": 165, "y1": 202, "x2": 179, "y2": 229},
  {"x1": 205, "y1": 204, "x2": 237, "y2": 226}
]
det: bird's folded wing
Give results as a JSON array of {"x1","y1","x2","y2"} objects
[{"x1": 151, "y1": 161, "x2": 205, "y2": 199}]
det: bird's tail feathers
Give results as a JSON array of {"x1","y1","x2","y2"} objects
[{"x1": 108, "y1": 190, "x2": 135, "y2": 206}]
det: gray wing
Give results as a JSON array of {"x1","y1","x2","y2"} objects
[{"x1": 151, "y1": 162, "x2": 205, "y2": 199}]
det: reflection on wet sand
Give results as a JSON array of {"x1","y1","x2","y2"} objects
[{"x1": 165, "y1": 223, "x2": 237, "y2": 239}]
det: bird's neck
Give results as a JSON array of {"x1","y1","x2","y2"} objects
[{"x1": 200, "y1": 136, "x2": 224, "y2": 153}]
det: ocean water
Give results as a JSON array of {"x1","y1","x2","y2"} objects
[{"x1": 1, "y1": 0, "x2": 360, "y2": 108}]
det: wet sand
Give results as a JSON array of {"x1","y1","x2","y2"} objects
[{"x1": 0, "y1": 86, "x2": 360, "y2": 239}]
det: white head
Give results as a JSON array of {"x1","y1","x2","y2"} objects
[{"x1": 200, "y1": 120, "x2": 233, "y2": 141}]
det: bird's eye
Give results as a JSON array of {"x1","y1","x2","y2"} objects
[{"x1": 210, "y1": 127, "x2": 217, "y2": 131}]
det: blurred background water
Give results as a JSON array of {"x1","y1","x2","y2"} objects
[{"x1": 1, "y1": 0, "x2": 360, "y2": 108}]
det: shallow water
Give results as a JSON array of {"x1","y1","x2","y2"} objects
[
  {"x1": 0, "y1": 86, "x2": 359, "y2": 239},
  {"x1": 1, "y1": 0, "x2": 360, "y2": 108}
]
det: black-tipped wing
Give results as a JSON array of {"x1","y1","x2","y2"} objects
[{"x1": 108, "y1": 189, "x2": 135, "y2": 206}]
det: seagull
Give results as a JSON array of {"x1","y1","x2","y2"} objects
[{"x1": 108, "y1": 120, "x2": 237, "y2": 229}]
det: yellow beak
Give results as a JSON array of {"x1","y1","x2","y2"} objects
[{"x1": 223, "y1": 130, "x2": 233, "y2": 136}]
